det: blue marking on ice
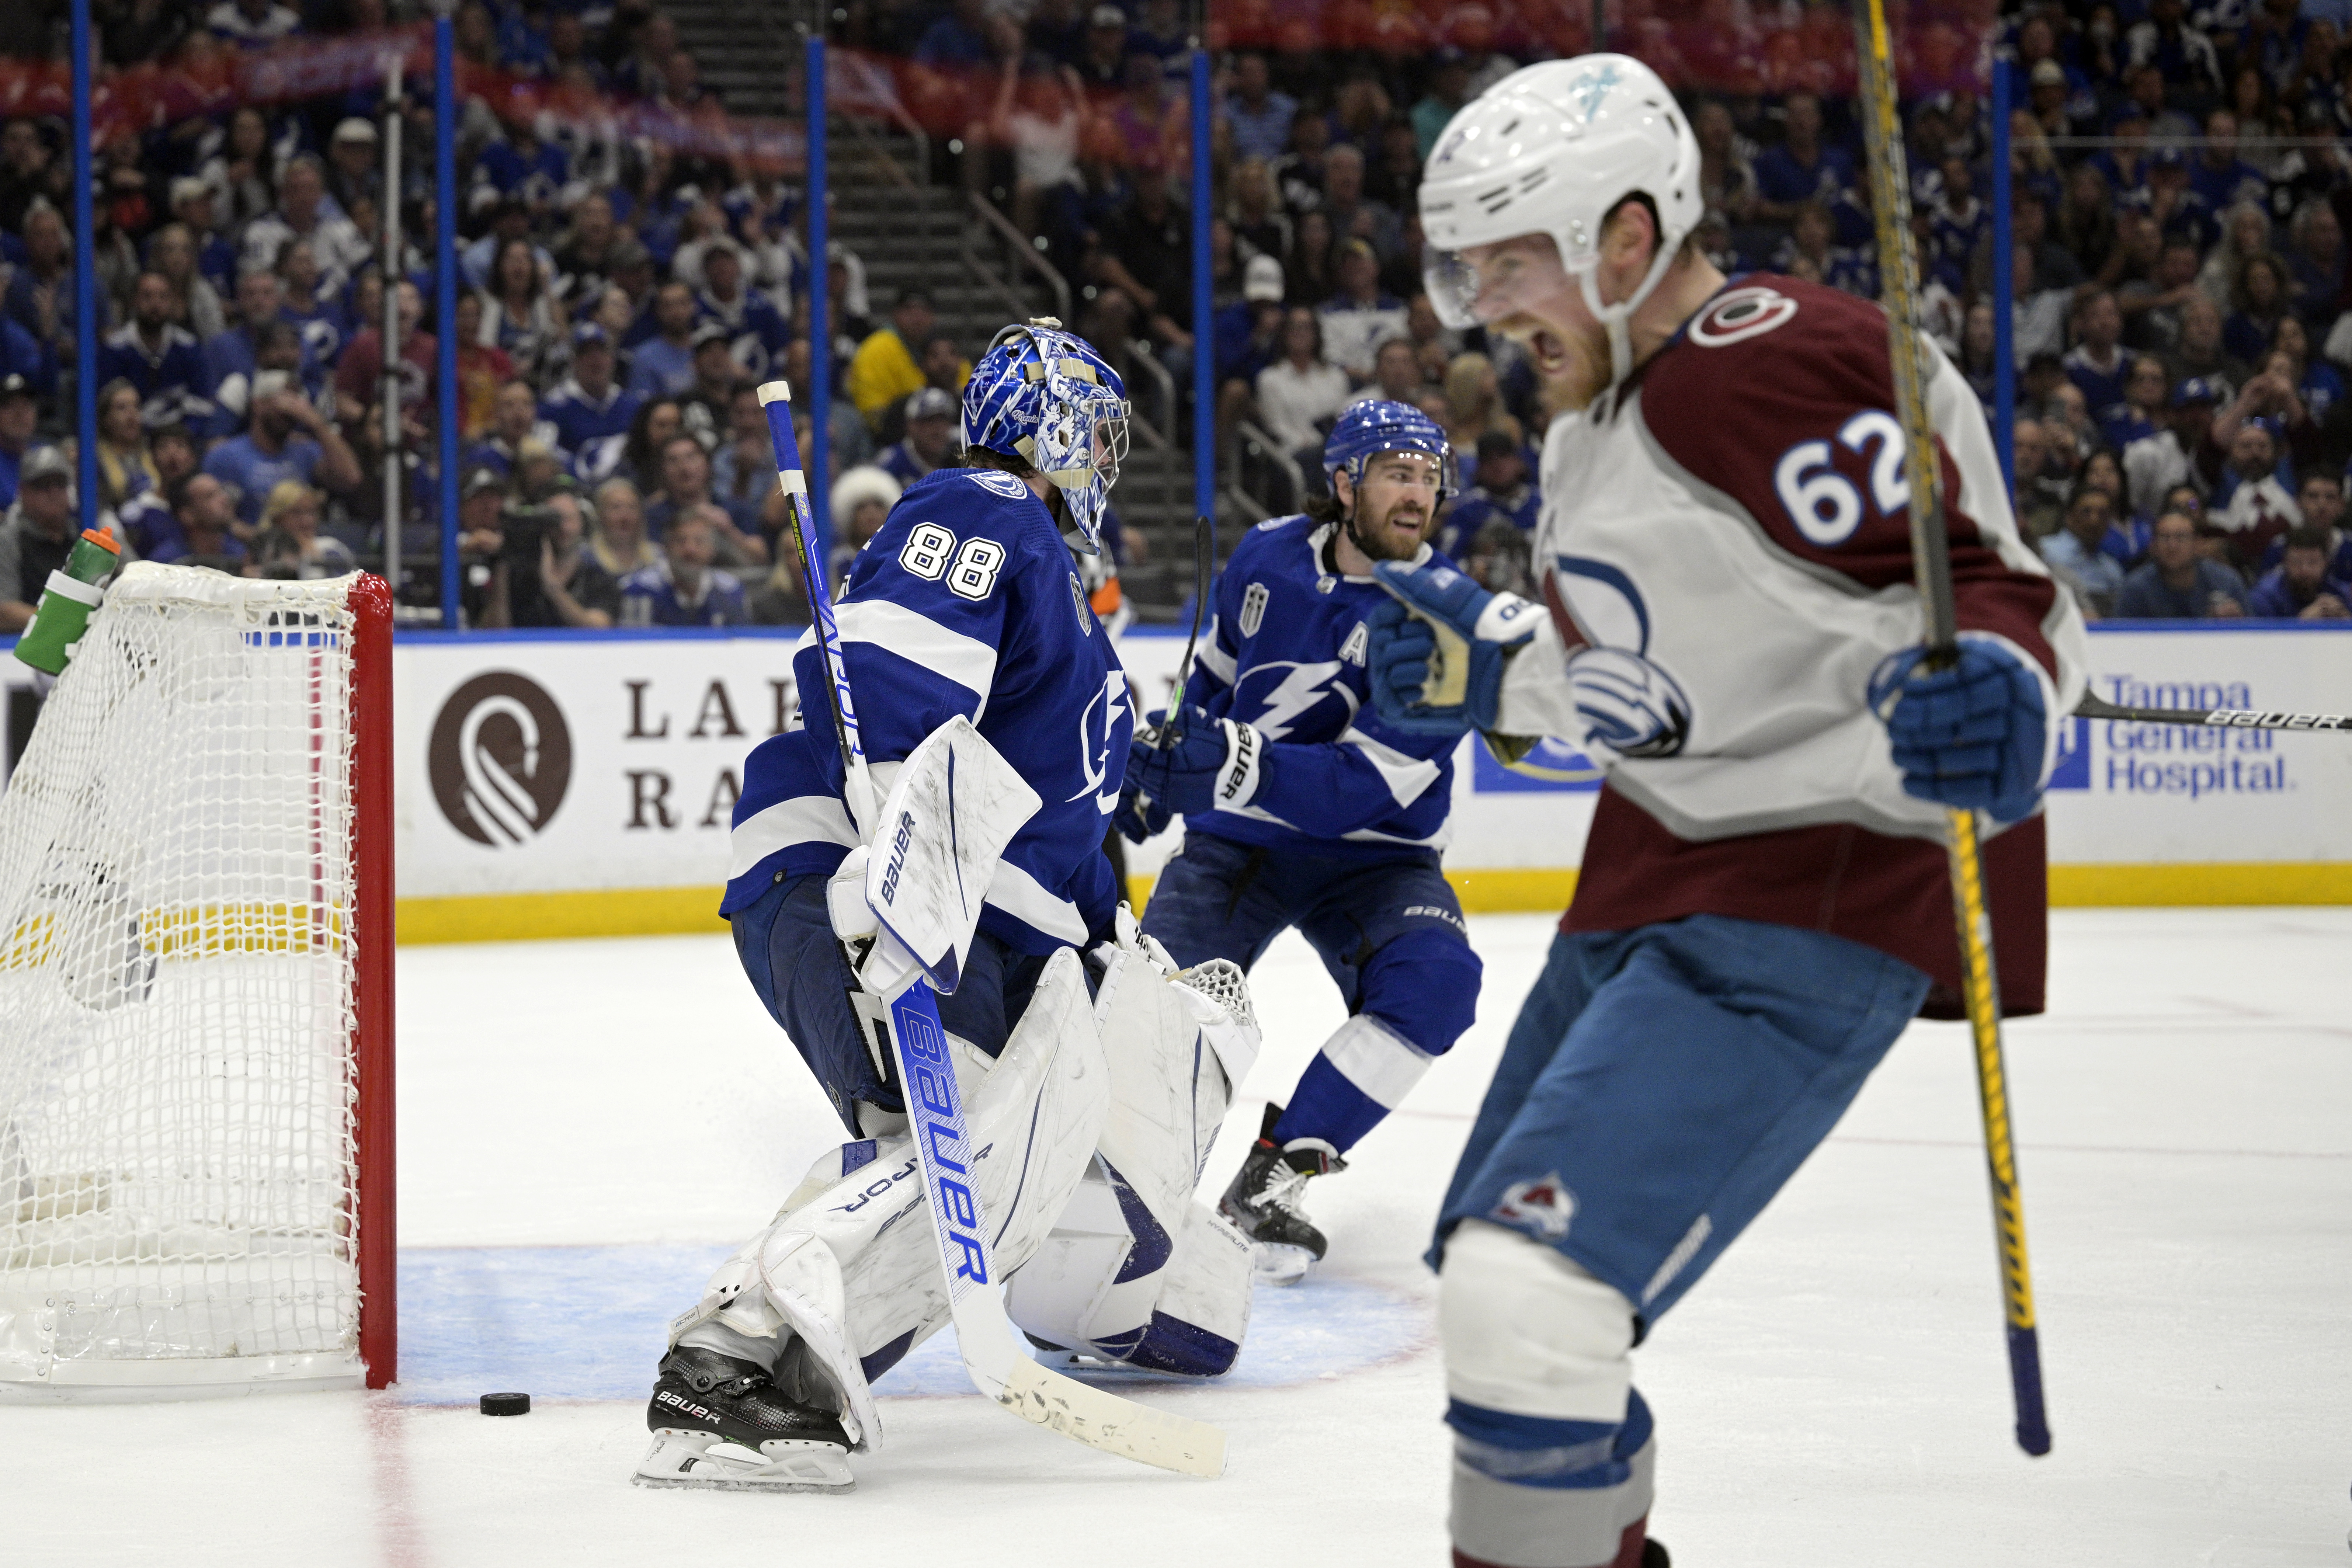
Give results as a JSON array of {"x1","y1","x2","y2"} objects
[{"x1": 392, "y1": 1245, "x2": 1427, "y2": 1407}]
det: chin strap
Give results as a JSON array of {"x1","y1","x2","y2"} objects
[{"x1": 1577, "y1": 239, "x2": 1685, "y2": 387}]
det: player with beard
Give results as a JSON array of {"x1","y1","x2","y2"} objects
[
  {"x1": 1114, "y1": 401, "x2": 1483, "y2": 1283},
  {"x1": 1368, "y1": 57, "x2": 2087, "y2": 1568}
]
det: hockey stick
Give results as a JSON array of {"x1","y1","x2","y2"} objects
[
  {"x1": 2073, "y1": 693, "x2": 2352, "y2": 730},
  {"x1": 758, "y1": 382, "x2": 1226, "y2": 1480},
  {"x1": 1140, "y1": 515, "x2": 1213, "y2": 752},
  {"x1": 1849, "y1": 4, "x2": 2051, "y2": 1457}
]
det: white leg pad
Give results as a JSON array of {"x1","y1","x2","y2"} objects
[
  {"x1": 1440, "y1": 1219, "x2": 1635, "y2": 1423},
  {"x1": 1007, "y1": 948, "x2": 1257, "y2": 1374},
  {"x1": 670, "y1": 947, "x2": 1109, "y2": 1448}
]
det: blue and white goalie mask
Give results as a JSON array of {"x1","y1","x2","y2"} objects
[{"x1": 964, "y1": 319, "x2": 1131, "y2": 554}]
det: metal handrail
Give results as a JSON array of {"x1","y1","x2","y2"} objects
[
  {"x1": 967, "y1": 194, "x2": 1071, "y2": 324},
  {"x1": 1222, "y1": 480, "x2": 1272, "y2": 526},
  {"x1": 1235, "y1": 418, "x2": 1305, "y2": 511},
  {"x1": 827, "y1": 50, "x2": 932, "y2": 174},
  {"x1": 1121, "y1": 342, "x2": 1173, "y2": 450}
]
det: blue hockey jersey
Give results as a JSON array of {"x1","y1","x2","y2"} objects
[
  {"x1": 725, "y1": 466, "x2": 1132, "y2": 955},
  {"x1": 1182, "y1": 514, "x2": 1460, "y2": 859}
]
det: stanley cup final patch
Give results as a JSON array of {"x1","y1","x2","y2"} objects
[
  {"x1": 1239, "y1": 580, "x2": 1269, "y2": 638},
  {"x1": 1491, "y1": 1173, "x2": 1577, "y2": 1241}
]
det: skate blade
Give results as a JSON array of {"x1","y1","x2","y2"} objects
[
  {"x1": 631, "y1": 1432, "x2": 854, "y2": 1494},
  {"x1": 1251, "y1": 1242, "x2": 1317, "y2": 1286}
]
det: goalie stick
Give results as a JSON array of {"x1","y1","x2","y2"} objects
[
  {"x1": 1850, "y1": 0, "x2": 2051, "y2": 1457},
  {"x1": 758, "y1": 382, "x2": 1226, "y2": 1480}
]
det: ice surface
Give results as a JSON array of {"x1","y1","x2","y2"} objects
[{"x1": 5, "y1": 909, "x2": 2349, "y2": 1566}]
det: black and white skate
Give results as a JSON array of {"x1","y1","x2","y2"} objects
[
  {"x1": 631, "y1": 1346, "x2": 854, "y2": 1493},
  {"x1": 1217, "y1": 1104, "x2": 1341, "y2": 1285}
]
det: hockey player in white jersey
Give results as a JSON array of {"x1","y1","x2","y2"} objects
[
  {"x1": 633, "y1": 320, "x2": 1260, "y2": 1494},
  {"x1": 1116, "y1": 401, "x2": 1481, "y2": 1283},
  {"x1": 1367, "y1": 58, "x2": 2090, "y2": 1567}
]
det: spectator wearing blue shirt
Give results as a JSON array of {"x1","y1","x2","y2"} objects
[
  {"x1": 2063, "y1": 290, "x2": 2132, "y2": 429},
  {"x1": 913, "y1": 0, "x2": 993, "y2": 67},
  {"x1": 2188, "y1": 109, "x2": 2269, "y2": 217},
  {"x1": 111, "y1": 424, "x2": 200, "y2": 560},
  {"x1": 1227, "y1": 52, "x2": 1298, "y2": 163},
  {"x1": 0, "y1": 374, "x2": 37, "y2": 510},
  {"x1": 694, "y1": 241, "x2": 792, "y2": 381},
  {"x1": 202, "y1": 270, "x2": 292, "y2": 413},
  {"x1": 2039, "y1": 483, "x2": 2129, "y2": 616},
  {"x1": 99, "y1": 272, "x2": 213, "y2": 431},
  {"x1": 167, "y1": 179, "x2": 241, "y2": 297},
  {"x1": 626, "y1": 281, "x2": 700, "y2": 399},
  {"x1": 202, "y1": 369, "x2": 361, "y2": 528},
  {"x1": 542, "y1": 323, "x2": 644, "y2": 484},
  {"x1": 876, "y1": 387, "x2": 960, "y2": 488},
  {"x1": 205, "y1": 0, "x2": 302, "y2": 48},
  {"x1": 149, "y1": 469, "x2": 249, "y2": 567},
  {"x1": 0, "y1": 309, "x2": 51, "y2": 398},
  {"x1": 2101, "y1": 354, "x2": 2169, "y2": 453},
  {"x1": 2116, "y1": 509, "x2": 2251, "y2": 618},
  {"x1": 476, "y1": 122, "x2": 573, "y2": 229},
  {"x1": 1439, "y1": 431, "x2": 1540, "y2": 559},
  {"x1": 466, "y1": 378, "x2": 563, "y2": 479},
  {"x1": 619, "y1": 509, "x2": 747, "y2": 627},
  {"x1": 2248, "y1": 526, "x2": 2352, "y2": 618},
  {"x1": 1751, "y1": 93, "x2": 1855, "y2": 225}
]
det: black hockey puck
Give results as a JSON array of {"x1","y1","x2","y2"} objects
[{"x1": 479, "y1": 1392, "x2": 531, "y2": 1416}]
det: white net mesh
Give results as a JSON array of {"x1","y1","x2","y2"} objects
[{"x1": 0, "y1": 565, "x2": 363, "y2": 1383}]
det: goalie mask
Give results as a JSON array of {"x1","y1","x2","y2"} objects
[
  {"x1": 963, "y1": 319, "x2": 1132, "y2": 555},
  {"x1": 1418, "y1": 55, "x2": 1703, "y2": 387}
]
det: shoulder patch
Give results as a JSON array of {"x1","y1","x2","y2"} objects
[
  {"x1": 1687, "y1": 285, "x2": 1799, "y2": 349},
  {"x1": 1069, "y1": 570, "x2": 1092, "y2": 634},
  {"x1": 966, "y1": 469, "x2": 1032, "y2": 501},
  {"x1": 1238, "y1": 581, "x2": 1269, "y2": 638},
  {"x1": 1254, "y1": 516, "x2": 1288, "y2": 531}
]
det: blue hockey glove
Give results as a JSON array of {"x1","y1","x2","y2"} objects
[
  {"x1": 1121, "y1": 704, "x2": 1265, "y2": 822},
  {"x1": 1369, "y1": 561, "x2": 1540, "y2": 734},
  {"x1": 1868, "y1": 637, "x2": 2049, "y2": 823},
  {"x1": 1112, "y1": 781, "x2": 1172, "y2": 844}
]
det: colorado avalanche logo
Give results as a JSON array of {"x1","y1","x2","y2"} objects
[
  {"x1": 1491, "y1": 1173, "x2": 1577, "y2": 1241},
  {"x1": 1688, "y1": 286, "x2": 1799, "y2": 348},
  {"x1": 1238, "y1": 581, "x2": 1269, "y2": 638}
]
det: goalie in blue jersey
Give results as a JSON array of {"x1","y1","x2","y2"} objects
[
  {"x1": 635, "y1": 321, "x2": 1264, "y2": 1494},
  {"x1": 1116, "y1": 401, "x2": 1482, "y2": 1282}
]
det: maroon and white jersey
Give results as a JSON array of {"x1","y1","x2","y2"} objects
[{"x1": 1499, "y1": 276, "x2": 2089, "y2": 1014}]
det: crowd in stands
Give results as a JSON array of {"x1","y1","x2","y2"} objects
[
  {"x1": 3, "y1": 0, "x2": 2351, "y2": 628},
  {"x1": 907, "y1": 0, "x2": 2352, "y2": 618},
  {"x1": 0, "y1": 0, "x2": 982, "y2": 631}
]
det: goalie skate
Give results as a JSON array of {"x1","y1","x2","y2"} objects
[{"x1": 632, "y1": 1348, "x2": 854, "y2": 1494}]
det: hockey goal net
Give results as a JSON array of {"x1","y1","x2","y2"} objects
[{"x1": 0, "y1": 564, "x2": 393, "y2": 1399}]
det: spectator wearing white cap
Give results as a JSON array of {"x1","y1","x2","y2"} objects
[
  {"x1": 824, "y1": 463, "x2": 903, "y2": 584},
  {"x1": 167, "y1": 177, "x2": 240, "y2": 298},
  {"x1": 325, "y1": 117, "x2": 381, "y2": 218}
]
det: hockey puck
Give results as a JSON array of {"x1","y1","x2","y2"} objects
[{"x1": 479, "y1": 1392, "x2": 531, "y2": 1416}]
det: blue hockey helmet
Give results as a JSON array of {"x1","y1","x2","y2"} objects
[
  {"x1": 963, "y1": 318, "x2": 1131, "y2": 553},
  {"x1": 1323, "y1": 399, "x2": 1458, "y2": 503}
]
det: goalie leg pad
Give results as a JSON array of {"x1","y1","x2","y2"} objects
[
  {"x1": 667, "y1": 948, "x2": 1109, "y2": 1449},
  {"x1": 1008, "y1": 946, "x2": 1258, "y2": 1372}
]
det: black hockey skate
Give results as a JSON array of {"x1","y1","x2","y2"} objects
[
  {"x1": 1218, "y1": 1104, "x2": 1342, "y2": 1285},
  {"x1": 631, "y1": 1346, "x2": 854, "y2": 1493}
]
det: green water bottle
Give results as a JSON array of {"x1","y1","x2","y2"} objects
[{"x1": 14, "y1": 526, "x2": 122, "y2": 676}]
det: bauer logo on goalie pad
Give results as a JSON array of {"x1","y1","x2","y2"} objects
[
  {"x1": 1490, "y1": 1173, "x2": 1577, "y2": 1241},
  {"x1": 427, "y1": 671, "x2": 573, "y2": 846}
]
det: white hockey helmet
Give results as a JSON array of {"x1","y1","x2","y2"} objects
[{"x1": 1419, "y1": 54, "x2": 1703, "y2": 386}]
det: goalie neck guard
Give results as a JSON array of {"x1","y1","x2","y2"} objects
[
  {"x1": 1418, "y1": 55, "x2": 1702, "y2": 389},
  {"x1": 963, "y1": 319, "x2": 1132, "y2": 555}
]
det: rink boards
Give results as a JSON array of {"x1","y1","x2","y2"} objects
[{"x1": 6, "y1": 622, "x2": 2348, "y2": 941}]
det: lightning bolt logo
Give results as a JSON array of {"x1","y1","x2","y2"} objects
[{"x1": 1241, "y1": 660, "x2": 1356, "y2": 741}]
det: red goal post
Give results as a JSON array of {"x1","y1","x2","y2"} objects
[{"x1": 0, "y1": 565, "x2": 395, "y2": 1399}]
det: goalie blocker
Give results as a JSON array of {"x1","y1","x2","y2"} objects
[{"x1": 638, "y1": 720, "x2": 1260, "y2": 1493}]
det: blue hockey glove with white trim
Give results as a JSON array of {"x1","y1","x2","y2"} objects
[
  {"x1": 1112, "y1": 779, "x2": 1172, "y2": 844},
  {"x1": 1121, "y1": 705, "x2": 1265, "y2": 823},
  {"x1": 1368, "y1": 560, "x2": 1540, "y2": 734},
  {"x1": 1869, "y1": 637, "x2": 2048, "y2": 823}
]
